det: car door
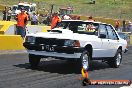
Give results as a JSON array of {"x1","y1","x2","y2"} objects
[
  {"x1": 106, "y1": 25, "x2": 119, "y2": 57},
  {"x1": 93, "y1": 24, "x2": 110, "y2": 57}
]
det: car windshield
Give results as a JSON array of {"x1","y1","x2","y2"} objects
[
  {"x1": 18, "y1": 5, "x2": 30, "y2": 11},
  {"x1": 56, "y1": 21, "x2": 99, "y2": 35}
]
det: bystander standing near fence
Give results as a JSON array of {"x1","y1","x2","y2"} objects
[
  {"x1": 31, "y1": 12, "x2": 38, "y2": 25},
  {"x1": 2, "y1": 7, "x2": 7, "y2": 21},
  {"x1": 7, "y1": 7, "x2": 12, "y2": 21},
  {"x1": 126, "y1": 21, "x2": 132, "y2": 33}
]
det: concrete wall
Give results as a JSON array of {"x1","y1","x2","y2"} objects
[
  {"x1": 0, "y1": 21, "x2": 50, "y2": 35},
  {"x1": 0, "y1": 35, "x2": 24, "y2": 50},
  {"x1": 0, "y1": 21, "x2": 50, "y2": 50}
]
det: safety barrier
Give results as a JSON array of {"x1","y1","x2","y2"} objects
[
  {"x1": 0, "y1": 26, "x2": 49, "y2": 51},
  {"x1": 0, "y1": 21, "x2": 50, "y2": 35},
  {"x1": 0, "y1": 21, "x2": 50, "y2": 50},
  {"x1": 130, "y1": 35, "x2": 132, "y2": 45},
  {"x1": 0, "y1": 21, "x2": 16, "y2": 34},
  {"x1": 0, "y1": 35, "x2": 24, "y2": 50}
]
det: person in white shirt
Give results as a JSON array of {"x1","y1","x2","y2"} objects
[
  {"x1": 7, "y1": 7, "x2": 12, "y2": 21},
  {"x1": 31, "y1": 12, "x2": 38, "y2": 25},
  {"x1": 63, "y1": 14, "x2": 71, "y2": 20}
]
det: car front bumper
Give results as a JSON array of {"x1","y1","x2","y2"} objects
[
  {"x1": 23, "y1": 42, "x2": 84, "y2": 59},
  {"x1": 27, "y1": 50, "x2": 82, "y2": 59}
]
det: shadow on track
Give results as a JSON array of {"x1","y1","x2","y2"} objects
[{"x1": 14, "y1": 59, "x2": 110, "y2": 74}]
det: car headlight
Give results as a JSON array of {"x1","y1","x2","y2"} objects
[
  {"x1": 25, "y1": 36, "x2": 36, "y2": 43},
  {"x1": 64, "y1": 40, "x2": 80, "y2": 47}
]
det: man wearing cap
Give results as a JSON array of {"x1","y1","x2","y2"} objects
[
  {"x1": 51, "y1": 12, "x2": 61, "y2": 29},
  {"x1": 16, "y1": 7, "x2": 29, "y2": 38}
]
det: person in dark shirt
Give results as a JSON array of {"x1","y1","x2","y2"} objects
[{"x1": 2, "y1": 7, "x2": 7, "y2": 21}]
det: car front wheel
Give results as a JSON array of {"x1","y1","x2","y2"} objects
[
  {"x1": 78, "y1": 50, "x2": 91, "y2": 71},
  {"x1": 29, "y1": 54, "x2": 41, "y2": 69}
]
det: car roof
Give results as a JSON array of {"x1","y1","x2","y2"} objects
[{"x1": 61, "y1": 20, "x2": 83, "y2": 22}]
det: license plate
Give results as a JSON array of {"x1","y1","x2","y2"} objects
[{"x1": 41, "y1": 45, "x2": 54, "y2": 52}]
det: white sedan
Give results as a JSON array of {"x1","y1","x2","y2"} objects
[{"x1": 23, "y1": 20, "x2": 128, "y2": 70}]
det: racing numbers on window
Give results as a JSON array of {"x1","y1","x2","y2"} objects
[{"x1": 86, "y1": 24, "x2": 96, "y2": 32}]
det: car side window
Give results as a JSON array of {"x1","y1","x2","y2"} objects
[
  {"x1": 99, "y1": 24, "x2": 108, "y2": 38},
  {"x1": 106, "y1": 25, "x2": 118, "y2": 40}
]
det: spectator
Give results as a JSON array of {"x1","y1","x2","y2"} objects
[
  {"x1": 115, "y1": 20, "x2": 120, "y2": 31},
  {"x1": 87, "y1": 16, "x2": 94, "y2": 22},
  {"x1": 26, "y1": 12, "x2": 30, "y2": 21},
  {"x1": 63, "y1": 14, "x2": 71, "y2": 20},
  {"x1": 126, "y1": 21, "x2": 132, "y2": 33},
  {"x1": 7, "y1": 7, "x2": 12, "y2": 21},
  {"x1": 51, "y1": 12, "x2": 61, "y2": 29},
  {"x1": 2, "y1": 7, "x2": 7, "y2": 21},
  {"x1": 31, "y1": 12, "x2": 38, "y2": 25},
  {"x1": 37, "y1": 14, "x2": 43, "y2": 24},
  {"x1": 122, "y1": 20, "x2": 126, "y2": 32},
  {"x1": 16, "y1": 7, "x2": 29, "y2": 38},
  {"x1": 45, "y1": 14, "x2": 51, "y2": 26}
]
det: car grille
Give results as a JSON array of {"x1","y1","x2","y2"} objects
[{"x1": 35, "y1": 37, "x2": 65, "y2": 46}]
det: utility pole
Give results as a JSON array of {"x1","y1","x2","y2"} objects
[
  {"x1": 50, "y1": 4, "x2": 54, "y2": 14},
  {"x1": 121, "y1": 0, "x2": 126, "y2": 32}
]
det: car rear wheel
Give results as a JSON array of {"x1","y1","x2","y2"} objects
[
  {"x1": 29, "y1": 54, "x2": 41, "y2": 69},
  {"x1": 107, "y1": 49, "x2": 122, "y2": 68}
]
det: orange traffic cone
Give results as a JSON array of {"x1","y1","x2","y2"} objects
[{"x1": 81, "y1": 68, "x2": 91, "y2": 86}]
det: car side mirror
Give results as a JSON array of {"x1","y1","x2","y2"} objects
[{"x1": 99, "y1": 34, "x2": 106, "y2": 38}]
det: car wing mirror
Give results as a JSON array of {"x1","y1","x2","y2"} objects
[{"x1": 99, "y1": 34, "x2": 106, "y2": 38}]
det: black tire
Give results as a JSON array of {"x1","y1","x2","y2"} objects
[
  {"x1": 82, "y1": 78, "x2": 91, "y2": 86},
  {"x1": 107, "y1": 49, "x2": 122, "y2": 68},
  {"x1": 29, "y1": 54, "x2": 41, "y2": 69},
  {"x1": 66, "y1": 59, "x2": 77, "y2": 63},
  {"x1": 77, "y1": 50, "x2": 91, "y2": 71}
]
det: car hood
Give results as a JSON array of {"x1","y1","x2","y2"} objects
[{"x1": 27, "y1": 28, "x2": 97, "y2": 41}]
